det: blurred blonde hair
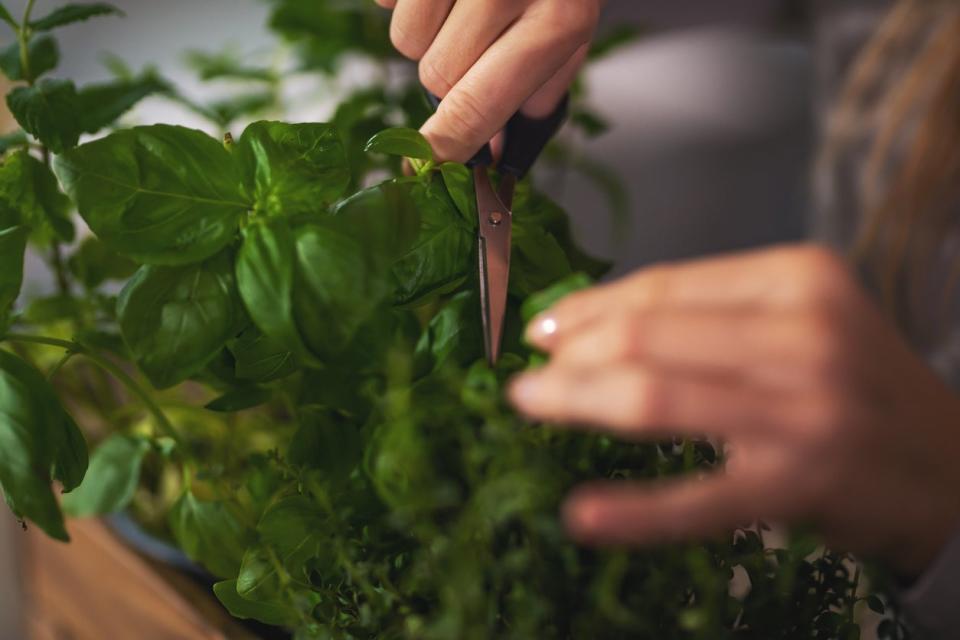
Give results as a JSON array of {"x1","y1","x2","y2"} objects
[{"x1": 824, "y1": 0, "x2": 960, "y2": 339}]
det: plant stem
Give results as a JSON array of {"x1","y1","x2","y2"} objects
[
  {"x1": 49, "y1": 242, "x2": 71, "y2": 296},
  {"x1": 18, "y1": 0, "x2": 37, "y2": 84},
  {"x1": 1, "y1": 333, "x2": 182, "y2": 446}
]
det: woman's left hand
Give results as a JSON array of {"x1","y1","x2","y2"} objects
[{"x1": 509, "y1": 245, "x2": 960, "y2": 577}]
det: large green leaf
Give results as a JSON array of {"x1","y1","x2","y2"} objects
[
  {"x1": 391, "y1": 175, "x2": 473, "y2": 306},
  {"x1": 292, "y1": 180, "x2": 419, "y2": 359},
  {"x1": 7, "y1": 79, "x2": 82, "y2": 153},
  {"x1": 169, "y1": 489, "x2": 250, "y2": 579},
  {"x1": 236, "y1": 218, "x2": 312, "y2": 359},
  {"x1": 54, "y1": 125, "x2": 250, "y2": 265},
  {"x1": 364, "y1": 127, "x2": 433, "y2": 161},
  {"x1": 414, "y1": 290, "x2": 483, "y2": 372},
  {"x1": 0, "y1": 225, "x2": 26, "y2": 332},
  {"x1": 0, "y1": 149, "x2": 74, "y2": 242},
  {"x1": 29, "y1": 2, "x2": 123, "y2": 31},
  {"x1": 235, "y1": 120, "x2": 350, "y2": 217},
  {"x1": 62, "y1": 434, "x2": 150, "y2": 517},
  {"x1": 228, "y1": 326, "x2": 298, "y2": 383},
  {"x1": 117, "y1": 251, "x2": 245, "y2": 389},
  {"x1": 0, "y1": 35, "x2": 59, "y2": 82},
  {"x1": 0, "y1": 350, "x2": 88, "y2": 541},
  {"x1": 213, "y1": 580, "x2": 300, "y2": 627}
]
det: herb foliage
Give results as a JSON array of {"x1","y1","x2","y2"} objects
[{"x1": 0, "y1": 2, "x2": 909, "y2": 639}]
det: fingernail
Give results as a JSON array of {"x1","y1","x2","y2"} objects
[
  {"x1": 508, "y1": 373, "x2": 543, "y2": 409},
  {"x1": 526, "y1": 313, "x2": 559, "y2": 348}
]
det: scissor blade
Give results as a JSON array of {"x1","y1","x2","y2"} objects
[{"x1": 474, "y1": 165, "x2": 512, "y2": 366}]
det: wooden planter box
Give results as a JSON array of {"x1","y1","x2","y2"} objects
[{"x1": 1, "y1": 513, "x2": 257, "y2": 640}]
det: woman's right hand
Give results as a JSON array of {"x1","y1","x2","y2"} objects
[{"x1": 373, "y1": 0, "x2": 603, "y2": 162}]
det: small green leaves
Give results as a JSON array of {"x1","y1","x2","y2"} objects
[
  {"x1": 0, "y1": 149, "x2": 74, "y2": 242},
  {"x1": 7, "y1": 79, "x2": 81, "y2": 153},
  {"x1": 55, "y1": 125, "x2": 249, "y2": 265},
  {"x1": 365, "y1": 127, "x2": 433, "y2": 161},
  {"x1": 0, "y1": 36, "x2": 59, "y2": 82},
  {"x1": 29, "y1": 3, "x2": 124, "y2": 32},
  {"x1": 0, "y1": 350, "x2": 88, "y2": 541},
  {"x1": 62, "y1": 435, "x2": 149, "y2": 517},
  {"x1": 0, "y1": 225, "x2": 27, "y2": 332},
  {"x1": 117, "y1": 251, "x2": 245, "y2": 389},
  {"x1": 236, "y1": 120, "x2": 350, "y2": 217},
  {"x1": 169, "y1": 489, "x2": 250, "y2": 579}
]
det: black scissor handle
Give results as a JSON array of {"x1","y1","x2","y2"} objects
[{"x1": 423, "y1": 88, "x2": 567, "y2": 175}]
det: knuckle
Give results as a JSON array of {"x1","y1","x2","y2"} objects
[
  {"x1": 632, "y1": 372, "x2": 670, "y2": 424},
  {"x1": 434, "y1": 90, "x2": 492, "y2": 148},
  {"x1": 789, "y1": 245, "x2": 851, "y2": 306},
  {"x1": 389, "y1": 20, "x2": 426, "y2": 60},
  {"x1": 538, "y1": 0, "x2": 599, "y2": 42},
  {"x1": 607, "y1": 316, "x2": 642, "y2": 361},
  {"x1": 418, "y1": 55, "x2": 454, "y2": 97}
]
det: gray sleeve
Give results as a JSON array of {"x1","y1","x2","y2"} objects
[{"x1": 900, "y1": 528, "x2": 960, "y2": 639}]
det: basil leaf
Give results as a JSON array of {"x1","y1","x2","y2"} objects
[
  {"x1": 415, "y1": 290, "x2": 483, "y2": 372},
  {"x1": 118, "y1": 251, "x2": 245, "y2": 389},
  {"x1": 0, "y1": 225, "x2": 26, "y2": 332},
  {"x1": 213, "y1": 580, "x2": 299, "y2": 627},
  {"x1": 0, "y1": 149, "x2": 74, "y2": 242},
  {"x1": 169, "y1": 489, "x2": 250, "y2": 579},
  {"x1": 236, "y1": 218, "x2": 313, "y2": 360},
  {"x1": 54, "y1": 125, "x2": 250, "y2": 265},
  {"x1": 364, "y1": 127, "x2": 433, "y2": 161},
  {"x1": 293, "y1": 180, "x2": 419, "y2": 358},
  {"x1": 0, "y1": 350, "x2": 88, "y2": 541},
  {"x1": 392, "y1": 175, "x2": 473, "y2": 306},
  {"x1": 62, "y1": 434, "x2": 149, "y2": 517},
  {"x1": 29, "y1": 3, "x2": 123, "y2": 32},
  {"x1": 509, "y1": 221, "x2": 573, "y2": 297},
  {"x1": 184, "y1": 50, "x2": 274, "y2": 83},
  {"x1": 236, "y1": 120, "x2": 350, "y2": 217},
  {"x1": 7, "y1": 78, "x2": 82, "y2": 153},
  {"x1": 439, "y1": 162, "x2": 476, "y2": 223},
  {"x1": 228, "y1": 326, "x2": 298, "y2": 383},
  {"x1": 0, "y1": 35, "x2": 59, "y2": 82}
]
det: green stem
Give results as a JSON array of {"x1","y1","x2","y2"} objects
[
  {"x1": 46, "y1": 350, "x2": 75, "y2": 380},
  {"x1": 18, "y1": 0, "x2": 37, "y2": 84},
  {"x1": 1, "y1": 333, "x2": 182, "y2": 446}
]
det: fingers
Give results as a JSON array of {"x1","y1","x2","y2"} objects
[
  {"x1": 389, "y1": 0, "x2": 456, "y2": 60},
  {"x1": 522, "y1": 43, "x2": 588, "y2": 118},
  {"x1": 419, "y1": 0, "x2": 523, "y2": 97},
  {"x1": 508, "y1": 363, "x2": 776, "y2": 440},
  {"x1": 526, "y1": 245, "x2": 850, "y2": 350},
  {"x1": 544, "y1": 308, "x2": 814, "y2": 388},
  {"x1": 420, "y1": 4, "x2": 597, "y2": 161},
  {"x1": 563, "y1": 474, "x2": 773, "y2": 545}
]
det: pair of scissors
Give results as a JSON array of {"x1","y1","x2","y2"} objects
[{"x1": 426, "y1": 91, "x2": 569, "y2": 365}]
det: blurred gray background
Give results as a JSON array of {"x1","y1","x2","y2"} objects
[{"x1": 0, "y1": 0, "x2": 814, "y2": 636}]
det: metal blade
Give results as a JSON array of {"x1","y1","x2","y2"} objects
[{"x1": 474, "y1": 165, "x2": 512, "y2": 365}]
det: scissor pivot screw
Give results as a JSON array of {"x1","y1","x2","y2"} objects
[{"x1": 488, "y1": 211, "x2": 504, "y2": 226}]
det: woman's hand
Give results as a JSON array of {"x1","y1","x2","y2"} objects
[
  {"x1": 509, "y1": 245, "x2": 960, "y2": 577},
  {"x1": 373, "y1": 0, "x2": 602, "y2": 162}
]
